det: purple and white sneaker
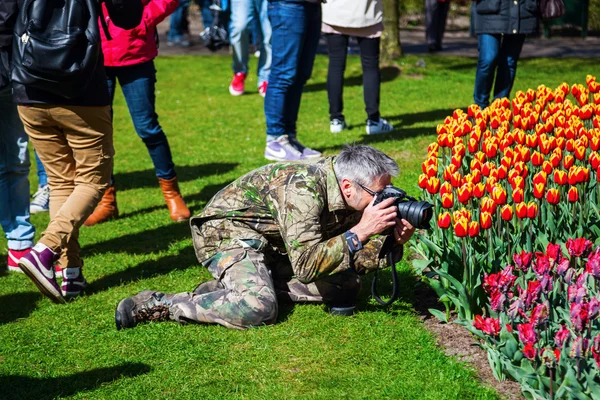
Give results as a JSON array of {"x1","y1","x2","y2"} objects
[
  {"x1": 18, "y1": 243, "x2": 65, "y2": 304},
  {"x1": 61, "y1": 268, "x2": 88, "y2": 299},
  {"x1": 288, "y1": 136, "x2": 322, "y2": 159},
  {"x1": 264, "y1": 135, "x2": 305, "y2": 161}
]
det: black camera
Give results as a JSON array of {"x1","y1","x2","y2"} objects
[{"x1": 372, "y1": 185, "x2": 433, "y2": 229}]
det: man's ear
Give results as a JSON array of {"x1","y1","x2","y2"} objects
[{"x1": 340, "y1": 178, "x2": 353, "y2": 199}]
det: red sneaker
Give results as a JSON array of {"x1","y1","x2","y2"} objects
[
  {"x1": 229, "y1": 72, "x2": 247, "y2": 96},
  {"x1": 7, "y1": 248, "x2": 30, "y2": 273},
  {"x1": 258, "y1": 81, "x2": 268, "y2": 97}
]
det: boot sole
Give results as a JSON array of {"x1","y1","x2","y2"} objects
[{"x1": 18, "y1": 258, "x2": 66, "y2": 304}]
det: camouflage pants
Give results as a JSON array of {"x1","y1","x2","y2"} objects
[{"x1": 167, "y1": 244, "x2": 361, "y2": 330}]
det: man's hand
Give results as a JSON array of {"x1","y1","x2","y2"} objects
[
  {"x1": 394, "y1": 218, "x2": 416, "y2": 245},
  {"x1": 351, "y1": 197, "x2": 397, "y2": 243}
]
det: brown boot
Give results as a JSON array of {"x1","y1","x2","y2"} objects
[
  {"x1": 158, "y1": 177, "x2": 190, "y2": 222},
  {"x1": 84, "y1": 185, "x2": 118, "y2": 226}
]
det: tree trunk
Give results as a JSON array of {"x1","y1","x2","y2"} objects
[{"x1": 381, "y1": 0, "x2": 402, "y2": 64}]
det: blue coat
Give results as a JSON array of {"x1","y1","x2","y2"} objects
[{"x1": 472, "y1": 0, "x2": 539, "y2": 35}]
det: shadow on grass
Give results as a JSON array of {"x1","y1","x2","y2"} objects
[
  {"x1": 114, "y1": 162, "x2": 238, "y2": 191},
  {"x1": 1, "y1": 362, "x2": 152, "y2": 400},
  {"x1": 86, "y1": 245, "x2": 198, "y2": 295},
  {"x1": 303, "y1": 66, "x2": 401, "y2": 93},
  {"x1": 0, "y1": 291, "x2": 42, "y2": 325},
  {"x1": 118, "y1": 182, "x2": 232, "y2": 220},
  {"x1": 84, "y1": 222, "x2": 191, "y2": 256}
]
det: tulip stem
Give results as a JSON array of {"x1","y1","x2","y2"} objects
[{"x1": 549, "y1": 367, "x2": 554, "y2": 400}]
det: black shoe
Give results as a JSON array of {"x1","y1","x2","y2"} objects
[
  {"x1": 115, "y1": 290, "x2": 172, "y2": 330},
  {"x1": 329, "y1": 305, "x2": 356, "y2": 316},
  {"x1": 428, "y1": 44, "x2": 442, "y2": 53}
]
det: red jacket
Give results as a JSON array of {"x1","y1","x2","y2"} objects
[{"x1": 101, "y1": 0, "x2": 179, "y2": 67}]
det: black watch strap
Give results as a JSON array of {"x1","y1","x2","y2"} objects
[{"x1": 345, "y1": 230, "x2": 363, "y2": 255}]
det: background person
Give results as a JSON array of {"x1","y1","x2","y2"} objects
[
  {"x1": 227, "y1": 0, "x2": 271, "y2": 97},
  {"x1": 30, "y1": 151, "x2": 50, "y2": 214},
  {"x1": 472, "y1": 0, "x2": 539, "y2": 108},
  {"x1": 85, "y1": 0, "x2": 191, "y2": 226},
  {"x1": 322, "y1": 0, "x2": 394, "y2": 135},
  {"x1": 425, "y1": 0, "x2": 449, "y2": 53},
  {"x1": 115, "y1": 145, "x2": 415, "y2": 330},
  {"x1": 263, "y1": 0, "x2": 322, "y2": 161},
  {"x1": 11, "y1": 0, "x2": 143, "y2": 304},
  {"x1": 0, "y1": 48, "x2": 35, "y2": 272}
]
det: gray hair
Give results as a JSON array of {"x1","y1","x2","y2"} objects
[{"x1": 333, "y1": 144, "x2": 399, "y2": 186}]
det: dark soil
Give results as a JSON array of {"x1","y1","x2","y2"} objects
[{"x1": 413, "y1": 282, "x2": 524, "y2": 400}]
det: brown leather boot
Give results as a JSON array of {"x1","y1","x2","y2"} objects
[
  {"x1": 84, "y1": 185, "x2": 118, "y2": 226},
  {"x1": 158, "y1": 177, "x2": 190, "y2": 222}
]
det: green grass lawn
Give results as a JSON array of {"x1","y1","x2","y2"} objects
[{"x1": 1, "y1": 53, "x2": 598, "y2": 399}]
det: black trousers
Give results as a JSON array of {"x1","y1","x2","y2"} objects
[
  {"x1": 425, "y1": 0, "x2": 449, "y2": 47},
  {"x1": 325, "y1": 34, "x2": 381, "y2": 122}
]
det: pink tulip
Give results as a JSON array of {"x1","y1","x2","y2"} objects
[
  {"x1": 513, "y1": 251, "x2": 533, "y2": 272},
  {"x1": 533, "y1": 253, "x2": 551, "y2": 276},
  {"x1": 566, "y1": 238, "x2": 593, "y2": 257},
  {"x1": 592, "y1": 335, "x2": 600, "y2": 368},
  {"x1": 570, "y1": 336, "x2": 589, "y2": 358},
  {"x1": 586, "y1": 248, "x2": 600, "y2": 278},
  {"x1": 473, "y1": 315, "x2": 501, "y2": 336},
  {"x1": 570, "y1": 302, "x2": 590, "y2": 332},
  {"x1": 523, "y1": 343, "x2": 537, "y2": 360},
  {"x1": 556, "y1": 258, "x2": 570, "y2": 276},
  {"x1": 530, "y1": 302, "x2": 549, "y2": 326},
  {"x1": 490, "y1": 291, "x2": 507, "y2": 313},
  {"x1": 555, "y1": 325, "x2": 571, "y2": 348},
  {"x1": 518, "y1": 322, "x2": 537, "y2": 345}
]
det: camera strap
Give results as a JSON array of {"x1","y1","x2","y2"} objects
[{"x1": 371, "y1": 251, "x2": 400, "y2": 306}]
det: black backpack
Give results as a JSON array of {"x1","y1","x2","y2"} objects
[
  {"x1": 11, "y1": 0, "x2": 110, "y2": 99},
  {"x1": 199, "y1": 0, "x2": 229, "y2": 52}
]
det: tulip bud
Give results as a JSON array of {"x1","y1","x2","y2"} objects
[
  {"x1": 426, "y1": 177, "x2": 441, "y2": 194},
  {"x1": 512, "y1": 188, "x2": 524, "y2": 203},
  {"x1": 533, "y1": 183, "x2": 545, "y2": 199},
  {"x1": 516, "y1": 202, "x2": 527, "y2": 218},
  {"x1": 454, "y1": 217, "x2": 468, "y2": 237},
  {"x1": 568, "y1": 186, "x2": 579, "y2": 202},
  {"x1": 501, "y1": 204, "x2": 513, "y2": 221},
  {"x1": 554, "y1": 170, "x2": 567, "y2": 185},
  {"x1": 468, "y1": 221, "x2": 480, "y2": 237},
  {"x1": 546, "y1": 188, "x2": 560, "y2": 205},
  {"x1": 480, "y1": 211, "x2": 492, "y2": 229},
  {"x1": 418, "y1": 174, "x2": 428, "y2": 189},
  {"x1": 438, "y1": 212, "x2": 451, "y2": 229},
  {"x1": 527, "y1": 202, "x2": 539, "y2": 219},
  {"x1": 441, "y1": 192, "x2": 454, "y2": 208},
  {"x1": 563, "y1": 155, "x2": 574, "y2": 169}
]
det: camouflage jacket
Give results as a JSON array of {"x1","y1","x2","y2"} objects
[{"x1": 190, "y1": 157, "x2": 401, "y2": 283}]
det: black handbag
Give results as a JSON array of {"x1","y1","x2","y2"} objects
[{"x1": 540, "y1": 0, "x2": 566, "y2": 20}]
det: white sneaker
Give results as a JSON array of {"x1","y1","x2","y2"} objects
[
  {"x1": 330, "y1": 119, "x2": 347, "y2": 133},
  {"x1": 366, "y1": 118, "x2": 394, "y2": 135},
  {"x1": 30, "y1": 185, "x2": 50, "y2": 214}
]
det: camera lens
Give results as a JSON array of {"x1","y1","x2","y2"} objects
[{"x1": 396, "y1": 201, "x2": 434, "y2": 229}]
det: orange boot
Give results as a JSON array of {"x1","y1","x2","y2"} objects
[
  {"x1": 84, "y1": 185, "x2": 118, "y2": 226},
  {"x1": 158, "y1": 177, "x2": 191, "y2": 222}
]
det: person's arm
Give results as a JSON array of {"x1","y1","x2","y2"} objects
[
  {"x1": 268, "y1": 173, "x2": 352, "y2": 284},
  {"x1": 143, "y1": 0, "x2": 180, "y2": 29},
  {"x1": 104, "y1": 0, "x2": 144, "y2": 30}
]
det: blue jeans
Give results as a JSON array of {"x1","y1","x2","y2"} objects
[
  {"x1": 264, "y1": 1, "x2": 320, "y2": 137},
  {"x1": 0, "y1": 86, "x2": 35, "y2": 250},
  {"x1": 474, "y1": 34, "x2": 526, "y2": 108},
  {"x1": 34, "y1": 150, "x2": 48, "y2": 187},
  {"x1": 106, "y1": 61, "x2": 176, "y2": 180},
  {"x1": 229, "y1": 0, "x2": 271, "y2": 85},
  {"x1": 168, "y1": 0, "x2": 191, "y2": 40}
]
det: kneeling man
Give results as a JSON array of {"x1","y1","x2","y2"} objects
[{"x1": 115, "y1": 144, "x2": 415, "y2": 330}]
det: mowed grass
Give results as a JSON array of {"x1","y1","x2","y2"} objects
[{"x1": 1, "y1": 53, "x2": 597, "y2": 399}]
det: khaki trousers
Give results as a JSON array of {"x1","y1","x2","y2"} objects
[{"x1": 18, "y1": 105, "x2": 114, "y2": 268}]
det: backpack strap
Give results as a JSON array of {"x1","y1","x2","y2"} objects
[{"x1": 98, "y1": 0, "x2": 113, "y2": 40}]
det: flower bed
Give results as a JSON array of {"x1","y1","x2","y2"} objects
[{"x1": 411, "y1": 77, "x2": 600, "y2": 398}]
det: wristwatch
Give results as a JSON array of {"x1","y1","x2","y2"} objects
[{"x1": 345, "y1": 230, "x2": 363, "y2": 254}]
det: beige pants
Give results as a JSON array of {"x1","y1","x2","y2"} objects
[{"x1": 18, "y1": 105, "x2": 114, "y2": 268}]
